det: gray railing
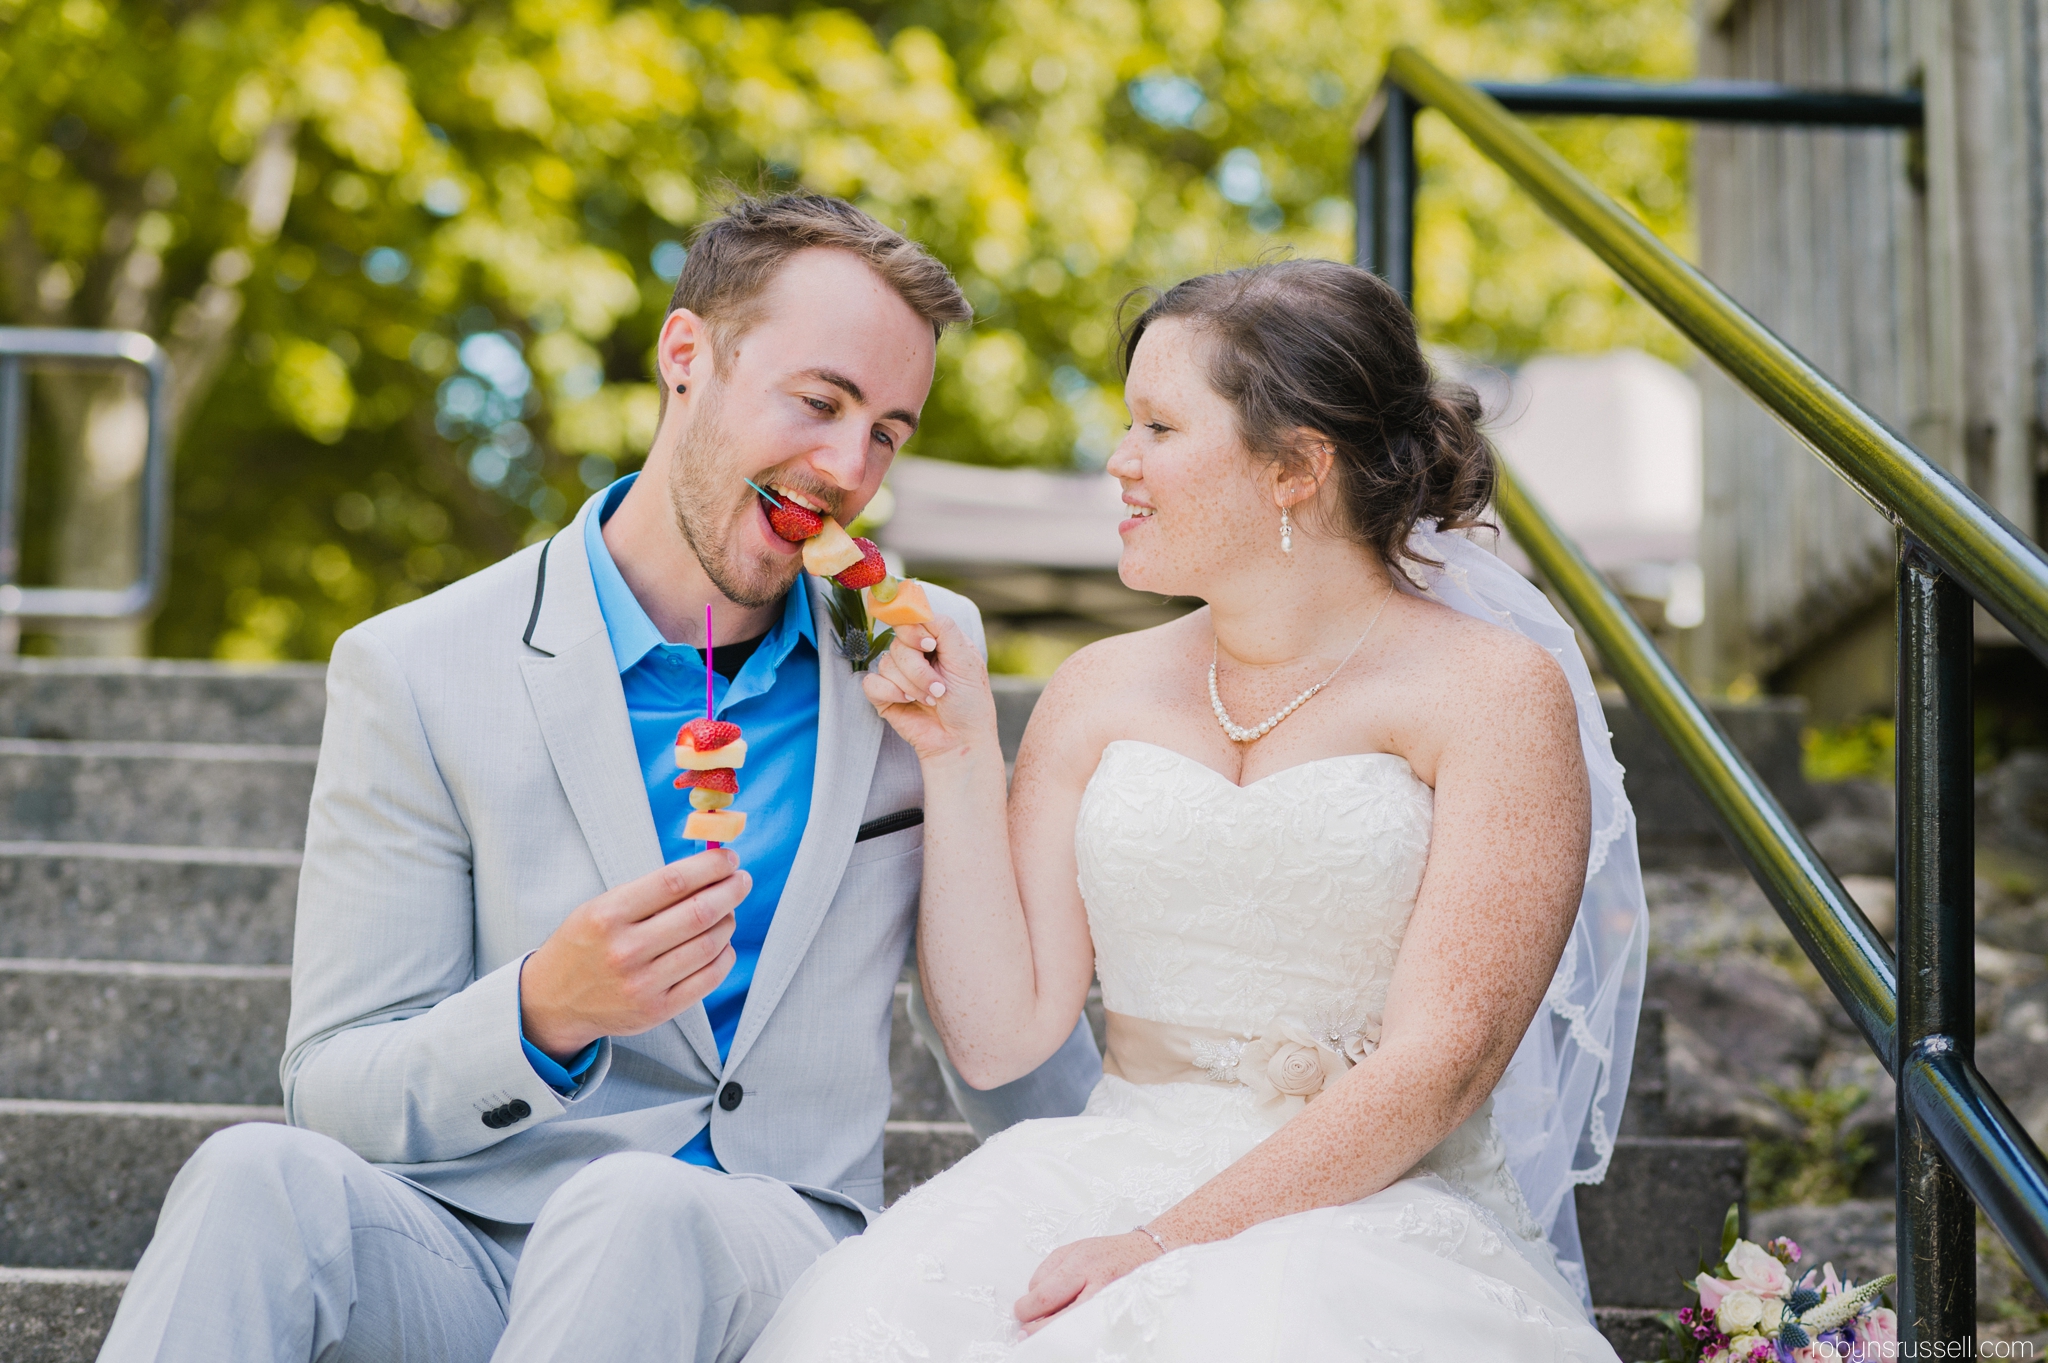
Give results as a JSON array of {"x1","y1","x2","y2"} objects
[{"x1": 0, "y1": 327, "x2": 174, "y2": 624}]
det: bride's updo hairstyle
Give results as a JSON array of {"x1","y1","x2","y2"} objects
[{"x1": 1120, "y1": 259, "x2": 1494, "y2": 570}]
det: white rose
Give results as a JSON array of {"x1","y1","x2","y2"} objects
[
  {"x1": 1758, "y1": 1298, "x2": 1784, "y2": 1333},
  {"x1": 1268, "y1": 1042, "x2": 1330, "y2": 1097},
  {"x1": 1717, "y1": 1290, "x2": 1765, "y2": 1333}
]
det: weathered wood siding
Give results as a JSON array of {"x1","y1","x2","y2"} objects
[{"x1": 1696, "y1": 0, "x2": 2045, "y2": 687}]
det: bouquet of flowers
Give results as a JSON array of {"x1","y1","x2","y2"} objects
[{"x1": 1648, "y1": 1207, "x2": 1896, "y2": 1363}]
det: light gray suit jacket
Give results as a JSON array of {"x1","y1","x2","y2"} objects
[{"x1": 281, "y1": 491, "x2": 1100, "y2": 1226}]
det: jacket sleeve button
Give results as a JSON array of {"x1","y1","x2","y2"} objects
[
  {"x1": 718, "y1": 1082, "x2": 743, "y2": 1112},
  {"x1": 481, "y1": 1107, "x2": 505, "y2": 1129},
  {"x1": 506, "y1": 1099, "x2": 531, "y2": 1121}
]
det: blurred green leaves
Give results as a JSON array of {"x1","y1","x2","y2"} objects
[{"x1": 0, "y1": 0, "x2": 1691, "y2": 660}]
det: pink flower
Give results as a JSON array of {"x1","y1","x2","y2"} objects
[
  {"x1": 1855, "y1": 1307, "x2": 1897, "y2": 1346},
  {"x1": 1821, "y1": 1263, "x2": 1844, "y2": 1296},
  {"x1": 1724, "y1": 1240, "x2": 1793, "y2": 1297},
  {"x1": 1695, "y1": 1273, "x2": 1733, "y2": 1312}
]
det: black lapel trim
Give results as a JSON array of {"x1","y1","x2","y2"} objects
[
  {"x1": 855, "y1": 808, "x2": 923, "y2": 843},
  {"x1": 523, "y1": 536, "x2": 555, "y2": 657}
]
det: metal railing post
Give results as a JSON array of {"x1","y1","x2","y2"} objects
[
  {"x1": 1356, "y1": 84, "x2": 1417, "y2": 304},
  {"x1": 0, "y1": 328, "x2": 173, "y2": 627},
  {"x1": 0, "y1": 353, "x2": 21, "y2": 587},
  {"x1": 1895, "y1": 537, "x2": 1977, "y2": 1344}
]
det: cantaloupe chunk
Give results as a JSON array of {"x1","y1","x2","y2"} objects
[
  {"x1": 684, "y1": 808, "x2": 747, "y2": 842},
  {"x1": 675, "y1": 738, "x2": 746, "y2": 771},
  {"x1": 865, "y1": 577, "x2": 933, "y2": 627},
  {"x1": 801, "y1": 517, "x2": 864, "y2": 577}
]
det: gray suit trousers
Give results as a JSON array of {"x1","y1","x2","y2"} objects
[{"x1": 97, "y1": 1123, "x2": 854, "y2": 1363}]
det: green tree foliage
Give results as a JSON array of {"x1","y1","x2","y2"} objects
[{"x1": 0, "y1": 0, "x2": 1689, "y2": 660}]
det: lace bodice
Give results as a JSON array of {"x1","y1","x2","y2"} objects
[
  {"x1": 1074, "y1": 740, "x2": 1543, "y2": 1242},
  {"x1": 1078, "y1": 740, "x2": 1433, "y2": 1039}
]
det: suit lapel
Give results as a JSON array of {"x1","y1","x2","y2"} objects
[
  {"x1": 724, "y1": 575, "x2": 884, "y2": 1071},
  {"x1": 518, "y1": 500, "x2": 722, "y2": 1074}
]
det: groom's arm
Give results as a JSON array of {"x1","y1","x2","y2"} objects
[{"x1": 280, "y1": 626, "x2": 593, "y2": 1165}]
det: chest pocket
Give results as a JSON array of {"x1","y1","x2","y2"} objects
[{"x1": 846, "y1": 808, "x2": 923, "y2": 866}]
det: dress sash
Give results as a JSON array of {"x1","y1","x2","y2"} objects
[{"x1": 1101, "y1": 1010, "x2": 1376, "y2": 1109}]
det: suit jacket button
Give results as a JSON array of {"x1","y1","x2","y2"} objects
[
  {"x1": 718, "y1": 1082, "x2": 743, "y2": 1112},
  {"x1": 481, "y1": 1107, "x2": 506, "y2": 1129},
  {"x1": 506, "y1": 1099, "x2": 531, "y2": 1122}
]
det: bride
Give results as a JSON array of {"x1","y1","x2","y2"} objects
[{"x1": 748, "y1": 259, "x2": 1646, "y2": 1361}]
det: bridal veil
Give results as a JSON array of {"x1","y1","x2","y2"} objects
[{"x1": 1398, "y1": 522, "x2": 1651, "y2": 1308}]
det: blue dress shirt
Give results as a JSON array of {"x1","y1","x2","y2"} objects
[{"x1": 519, "y1": 474, "x2": 819, "y2": 1169}]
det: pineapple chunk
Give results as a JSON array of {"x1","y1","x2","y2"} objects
[
  {"x1": 802, "y1": 517, "x2": 865, "y2": 577},
  {"x1": 684, "y1": 808, "x2": 747, "y2": 842},
  {"x1": 675, "y1": 738, "x2": 747, "y2": 771}
]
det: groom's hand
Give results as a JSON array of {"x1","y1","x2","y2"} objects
[{"x1": 519, "y1": 849, "x2": 747, "y2": 1063}]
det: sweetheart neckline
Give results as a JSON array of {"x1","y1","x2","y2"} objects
[{"x1": 1099, "y1": 738, "x2": 1427, "y2": 795}]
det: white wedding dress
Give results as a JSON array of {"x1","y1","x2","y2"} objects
[{"x1": 747, "y1": 739, "x2": 1623, "y2": 1362}]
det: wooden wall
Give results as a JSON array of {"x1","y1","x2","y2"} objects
[{"x1": 1695, "y1": 0, "x2": 2045, "y2": 713}]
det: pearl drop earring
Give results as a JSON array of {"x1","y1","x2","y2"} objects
[{"x1": 1281, "y1": 506, "x2": 1293, "y2": 554}]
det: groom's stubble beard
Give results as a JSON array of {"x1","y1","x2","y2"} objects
[{"x1": 666, "y1": 383, "x2": 803, "y2": 610}]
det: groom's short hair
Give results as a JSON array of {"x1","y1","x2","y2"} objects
[{"x1": 670, "y1": 192, "x2": 971, "y2": 358}]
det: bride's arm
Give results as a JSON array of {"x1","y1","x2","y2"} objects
[
  {"x1": 1014, "y1": 631, "x2": 1592, "y2": 1330},
  {"x1": 864, "y1": 615, "x2": 1101, "y2": 1090}
]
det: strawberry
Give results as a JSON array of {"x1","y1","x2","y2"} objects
[
  {"x1": 674, "y1": 766, "x2": 739, "y2": 793},
  {"x1": 677, "y1": 718, "x2": 742, "y2": 752},
  {"x1": 765, "y1": 495, "x2": 823, "y2": 543},
  {"x1": 832, "y1": 537, "x2": 887, "y2": 590}
]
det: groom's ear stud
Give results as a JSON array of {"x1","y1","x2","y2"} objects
[{"x1": 675, "y1": 383, "x2": 687, "y2": 394}]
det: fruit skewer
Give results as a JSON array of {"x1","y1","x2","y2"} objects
[
  {"x1": 678, "y1": 604, "x2": 747, "y2": 845},
  {"x1": 749, "y1": 479, "x2": 935, "y2": 627}
]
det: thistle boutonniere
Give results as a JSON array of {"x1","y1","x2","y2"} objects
[{"x1": 823, "y1": 577, "x2": 894, "y2": 672}]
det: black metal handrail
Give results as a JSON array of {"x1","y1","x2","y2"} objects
[{"x1": 1355, "y1": 48, "x2": 2048, "y2": 1341}]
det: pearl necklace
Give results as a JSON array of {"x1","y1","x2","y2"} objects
[{"x1": 1208, "y1": 587, "x2": 1394, "y2": 744}]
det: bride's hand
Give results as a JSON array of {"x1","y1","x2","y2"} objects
[
  {"x1": 1013, "y1": 1232, "x2": 1162, "y2": 1335},
  {"x1": 860, "y1": 612, "x2": 1000, "y2": 764}
]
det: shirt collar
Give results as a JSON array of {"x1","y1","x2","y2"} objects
[{"x1": 583, "y1": 473, "x2": 816, "y2": 684}]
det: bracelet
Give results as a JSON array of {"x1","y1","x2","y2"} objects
[{"x1": 1133, "y1": 1224, "x2": 1170, "y2": 1257}]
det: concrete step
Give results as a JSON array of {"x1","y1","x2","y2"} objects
[
  {"x1": 0, "y1": 1100, "x2": 282, "y2": 1269},
  {"x1": 0, "y1": 844, "x2": 298, "y2": 965},
  {"x1": 1576, "y1": 1134, "x2": 1748, "y2": 1310},
  {"x1": 0, "y1": 1114, "x2": 973, "y2": 1363},
  {"x1": 0, "y1": 1273, "x2": 1717, "y2": 1363},
  {"x1": 0, "y1": 660, "x2": 326, "y2": 746},
  {"x1": 0, "y1": 1097, "x2": 970, "y2": 1270},
  {"x1": 0, "y1": 740, "x2": 317, "y2": 850},
  {"x1": 882, "y1": 1120, "x2": 979, "y2": 1206},
  {"x1": 1593, "y1": 1306, "x2": 1669, "y2": 1362},
  {"x1": 0, "y1": 961, "x2": 291, "y2": 1105},
  {"x1": 0, "y1": 970, "x2": 967, "y2": 1114},
  {"x1": 0, "y1": 1269, "x2": 129, "y2": 1363}
]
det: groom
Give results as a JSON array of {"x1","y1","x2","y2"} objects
[{"x1": 98, "y1": 192, "x2": 1101, "y2": 1362}]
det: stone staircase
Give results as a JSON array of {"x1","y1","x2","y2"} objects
[{"x1": 0, "y1": 662, "x2": 1758, "y2": 1362}]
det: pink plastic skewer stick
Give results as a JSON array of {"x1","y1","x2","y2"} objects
[{"x1": 703, "y1": 603, "x2": 720, "y2": 849}]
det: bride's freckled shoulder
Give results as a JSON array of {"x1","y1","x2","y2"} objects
[
  {"x1": 1372, "y1": 590, "x2": 1582, "y2": 787},
  {"x1": 1018, "y1": 612, "x2": 1210, "y2": 770}
]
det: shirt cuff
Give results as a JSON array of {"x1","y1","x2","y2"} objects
[{"x1": 516, "y1": 966, "x2": 600, "y2": 1095}]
